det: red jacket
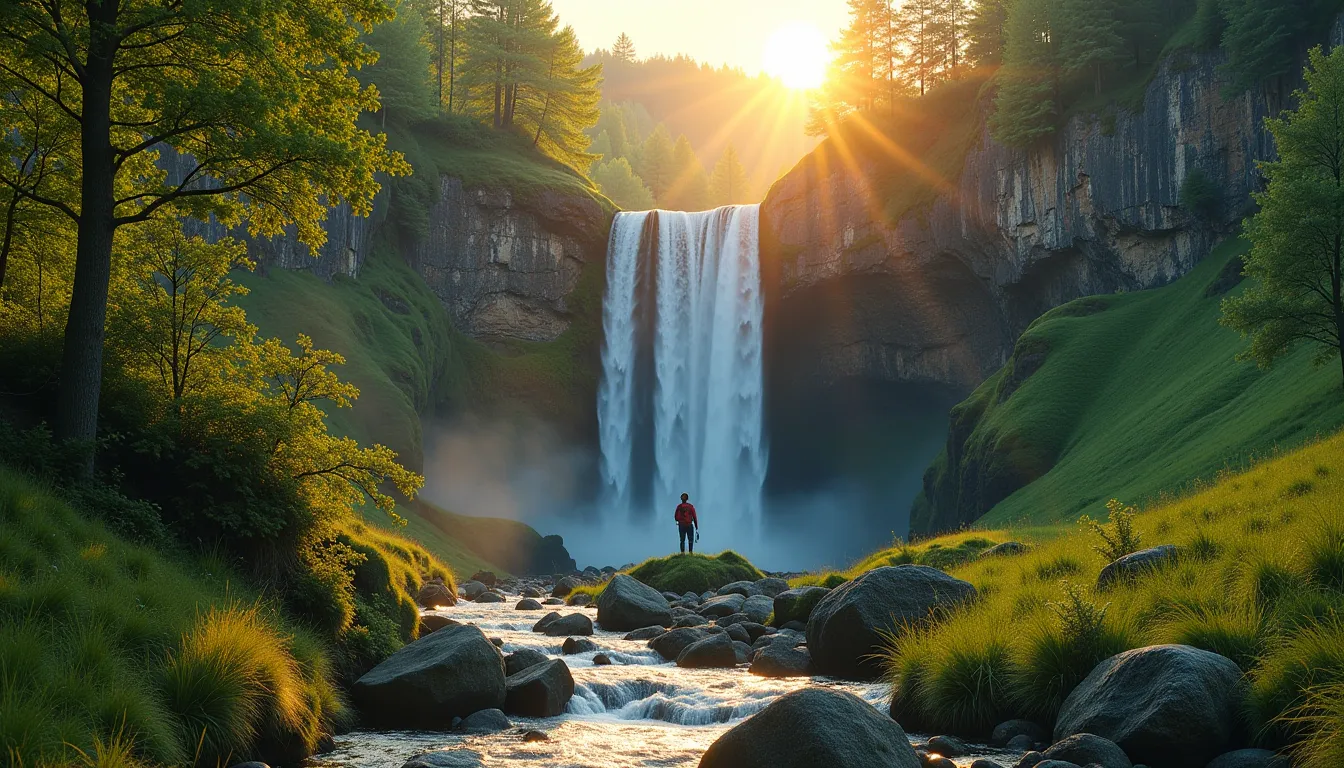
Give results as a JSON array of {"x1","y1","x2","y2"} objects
[{"x1": 675, "y1": 502, "x2": 698, "y2": 526}]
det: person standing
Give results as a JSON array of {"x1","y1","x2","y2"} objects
[{"x1": 675, "y1": 493, "x2": 699, "y2": 554}]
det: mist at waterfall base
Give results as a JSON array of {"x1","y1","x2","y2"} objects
[{"x1": 420, "y1": 205, "x2": 956, "y2": 572}]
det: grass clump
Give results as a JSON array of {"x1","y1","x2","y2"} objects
[{"x1": 624, "y1": 551, "x2": 765, "y2": 595}]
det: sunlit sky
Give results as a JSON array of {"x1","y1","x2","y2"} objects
[{"x1": 550, "y1": 0, "x2": 848, "y2": 81}]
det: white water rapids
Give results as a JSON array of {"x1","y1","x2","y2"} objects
[
  {"x1": 597, "y1": 207, "x2": 767, "y2": 529},
  {"x1": 313, "y1": 602, "x2": 1018, "y2": 767}
]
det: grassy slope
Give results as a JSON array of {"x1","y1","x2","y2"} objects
[
  {"x1": 238, "y1": 120, "x2": 610, "y2": 577},
  {"x1": 865, "y1": 428, "x2": 1344, "y2": 763},
  {"x1": 913, "y1": 237, "x2": 1344, "y2": 532}
]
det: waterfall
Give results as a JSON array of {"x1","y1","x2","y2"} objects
[{"x1": 597, "y1": 206, "x2": 767, "y2": 527}]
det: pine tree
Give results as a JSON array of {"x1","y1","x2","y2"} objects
[
  {"x1": 461, "y1": 0, "x2": 555, "y2": 129},
  {"x1": 362, "y1": 6, "x2": 438, "y2": 126},
  {"x1": 965, "y1": 0, "x2": 1009, "y2": 67},
  {"x1": 989, "y1": 0, "x2": 1059, "y2": 146},
  {"x1": 613, "y1": 32, "x2": 637, "y2": 63},
  {"x1": 516, "y1": 25, "x2": 603, "y2": 173},
  {"x1": 637, "y1": 125, "x2": 677, "y2": 202},
  {"x1": 592, "y1": 157, "x2": 657, "y2": 211},
  {"x1": 808, "y1": 0, "x2": 899, "y2": 134},
  {"x1": 1057, "y1": 0, "x2": 1126, "y2": 95},
  {"x1": 934, "y1": 0, "x2": 968, "y2": 75},
  {"x1": 709, "y1": 145, "x2": 752, "y2": 206},
  {"x1": 896, "y1": 0, "x2": 947, "y2": 95},
  {"x1": 665, "y1": 135, "x2": 712, "y2": 211},
  {"x1": 418, "y1": 0, "x2": 470, "y2": 112}
]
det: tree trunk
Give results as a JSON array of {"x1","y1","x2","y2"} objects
[
  {"x1": 55, "y1": 15, "x2": 117, "y2": 471},
  {"x1": 0, "y1": 193, "x2": 18, "y2": 291}
]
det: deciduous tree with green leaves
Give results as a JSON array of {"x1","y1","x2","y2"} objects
[
  {"x1": 0, "y1": 0, "x2": 408, "y2": 469},
  {"x1": 1223, "y1": 45, "x2": 1344, "y2": 389}
]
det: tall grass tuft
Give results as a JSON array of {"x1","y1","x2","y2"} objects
[
  {"x1": 1247, "y1": 619, "x2": 1344, "y2": 747},
  {"x1": 1290, "y1": 681, "x2": 1344, "y2": 768},
  {"x1": 1305, "y1": 523, "x2": 1344, "y2": 593},
  {"x1": 1156, "y1": 604, "x2": 1266, "y2": 671}
]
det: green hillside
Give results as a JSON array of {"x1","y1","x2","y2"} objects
[{"x1": 913, "y1": 237, "x2": 1344, "y2": 533}]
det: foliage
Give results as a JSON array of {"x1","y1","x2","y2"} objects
[
  {"x1": 1179, "y1": 166, "x2": 1221, "y2": 221},
  {"x1": 1222, "y1": 46, "x2": 1344, "y2": 389},
  {"x1": 1080, "y1": 499, "x2": 1142, "y2": 561},
  {"x1": 592, "y1": 158, "x2": 656, "y2": 211},
  {"x1": 1218, "y1": 0, "x2": 1340, "y2": 96},
  {"x1": 361, "y1": 3, "x2": 439, "y2": 126},
  {"x1": 871, "y1": 429, "x2": 1344, "y2": 743},
  {"x1": 622, "y1": 550, "x2": 766, "y2": 595},
  {"x1": 708, "y1": 146, "x2": 753, "y2": 207},
  {"x1": 913, "y1": 237, "x2": 1344, "y2": 533}
]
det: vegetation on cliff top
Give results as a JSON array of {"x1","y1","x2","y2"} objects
[
  {"x1": 876, "y1": 428, "x2": 1344, "y2": 767},
  {"x1": 570, "y1": 551, "x2": 767, "y2": 599},
  {"x1": 912, "y1": 237, "x2": 1344, "y2": 534}
]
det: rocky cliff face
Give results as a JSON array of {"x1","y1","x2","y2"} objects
[
  {"x1": 761, "y1": 50, "x2": 1282, "y2": 396},
  {"x1": 409, "y1": 178, "x2": 608, "y2": 342}
]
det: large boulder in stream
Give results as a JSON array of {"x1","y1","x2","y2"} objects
[
  {"x1": 772, "y1": 587, "x2": 829, "y2": 626},
  {"x1": 540, "y1": 613, "x2": 593, "y2": 637},
  {"x1": 650, "y1": 627, "x2": 709, "y2": 661},
  {"x1": 504, "y1": 659, "x2": 575, "y2": 717},
  {"x1": 749, "y1": 644, "x2": 812, "y2": 677},
  {"x1": 699, "y1": 687, "x2": 921, "y2": 768},
  {"x1": 1055, "y1": 644, "x2": 1246, "y2": 768},
  {"x1": 676, "y1": 633, "x2": 738, "y2": 668},
  {"x1": 596, "y1": 574, "x2": 672, "y2": 631},
  {"x1": 402, "y1": 750, "x2": 485, "y2": 768},
  {"x1": 504, "y1": 648, "x2": 549, "y2": 676},
  {"x1": 352, "y1": 624, "x2": 505, "y2": 728},
  {"x1": 806, "y1": 565, "x2": 976, "y2": 679}
]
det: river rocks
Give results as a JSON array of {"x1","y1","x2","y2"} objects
[
  {"x1": 504, "y1": 659, "x2": 575, "y2": 717},
  {"x1": 352, "y1": 624, "x2": 506, "y2": 728},
  {"x1": 741, "y1": 595, "x2": 774, "y2": 624},
  {"x1": 416, "y1": 580, "x2": 456, "y2": 608},
  {"x1": 461, "y1": 581, "x2": 489, "y2": 600},
  {"x1": 402, "y1": 750, "x2": 485, "y2": 768},
  {"x1": 504, "y1": 648, "x2": 549, "y2": 676},
  {"x1": 725, "y1": 623, "x2": 751, "y2": 644},
  {"x1": 522, "y1": 730, "x2": 549, "y2": 742},
  {"x1": 698, "y1": 593, "x2": 746, "y2": 617},
  {"x1": 567, "y1": 593, "x2": 593, "y2": 606},
  {"x1": 515, "y1": 598, "x2": 543, "y2": 610},
  {"x1": 474, "y1": 591, "x2": 504, "y2": 603},
  {"x1": 677, "y1": 633, "x2": 738, "y2": 668},
  {"x1": 521, "y1": 587, "x2": 543, "y2": 598},
  {"x1": 924, "y1": 757, "x2": 955, "y2": 768},
  {"x1": 733, "y1": 641, "x2": 752, "y2": 664},
  {"x1": 700, "y1": 687, "x2": 922, "y2": 768},
  {"x1": 469, "y1": 570, "x2": 497, "y2": 587},
  {"x1": 754, "y1": 577, "x2": 791, "y2": 597},
  {"x1": 562, "y1": 637, "x2": 597, "y2": 654},
  {"x1": 1055, "y1": 644, "x2": 1244, "y2": 768},
  {"x1": 994, "y1": 719, "x2": 1048, "y2": 747},
  {"x1": 596, "y1": 574, "x2": 673, "y2": 631},
  {"x1": 532, "y1": 611, "x2": 562, "y2": 632},
  {"x1": 718, "y1": 581, "x2": 762, "y2": 597},
  {"x1": 1205, "y1": 749, "x2": 1290, "y2": 768},
  {"x1": 661, "y1": 591, "x2": 682, "y2": 601},
  {"x1": 772, "y1": 587, "x2": 829, "y2": 626},
  {"x1": 749, "y1": 644, "x2": 812, "y2": 677},
  {"x1": 593, "y1": 653, "x2": 612, "y2": 665},
  {"x1": 1040, "y1": 734, "x2": 1132, "y2": 768},
  {"x1": 807, "y1": 566, "x2": 977, "y2": 678},
  {"x1": 1096, "y1": 545, "x2": 1178, "y2": 590},
  {"x1": 650, "y1": 627, "x2": 710, "y2": 660},
  {"x1": 737, "y1": 622, "x2": 773, "y2": 641},
  {"x1": 928, "y1": 735, "x2": 970, "y2": 757},
  {"x1": 552, "y1": 576, "x2": 581, "y2": 598},
  {"x1": 417, "y1": 614, "x2": 459, "y2": 636},
  {"x1": 458, "y1": 708, "x2": 510, "y2": 732},
  {"x1": 1015, "y1": 752, "x2": 1044, "y2": 768},
  {"x1": 541, "y1": 613, "x2": 593, "y2": 637},
  {"x1": 543, "y1": 597, "x2": 565, "y2": 605},
  {"x1": 675, "y1": 615, "x2": 711, "y2": 628},
  {"x1": 624, "y1": 626, "x2": 667, "y2": 641},
  {"x1": 780, "y1": 619, "x2": 807, "y2": 632}
]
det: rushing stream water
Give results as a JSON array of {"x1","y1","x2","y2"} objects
[{"x1": 313, "y1": 602, "x2": 1019, "y2": 768}]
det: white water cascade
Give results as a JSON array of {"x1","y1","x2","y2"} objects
[{"x1": 597, "y1": 206, "x2": 767, "y2": 528}]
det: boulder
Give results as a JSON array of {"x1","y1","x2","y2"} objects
[
  {"x1": 469, "y1": 570, "x2": 497, "y2": 587},
  {"x1": 982, "y1": 541, "x2": 1030, "y2": 558},
  {"x1": 562, "y1": 637, "x2": 597, "y2": 654},
  {"x1": 1040, "y1": 734, "x2": 1132, "y2": 768},
  {"x1": 1015, "y1": 752, "x2": 1044, "y2": 768},
  {"x1": 772, "y1": 587, "x2": 830, "y2": 626},
  {"x1": 352, "y1": 624, "x2": 505, "y2": 728},
  {"x1": 928, "y1": 735, "x2": 970, "y2": 757},
  {"x1": 1007, "y1": 734, "x2": 1035, "y2": 750},
  {"x1": 715, "y1": 612, "x2": 750, "y2": 626},
  {"x1": 551, "y1": 576, "x2": 581, "y2": 598},
  {"x1": 401, "y1": 751, "x2": 484, "y2": 768},
  {"x1": 474, "y1": 591, "x2": 504, "y2": 603},
  {"x1": 732, "y1": 640, "x2": 752, "y2": 664},
  {"x1": 753, "y1": 577, "x2": 791, "y2": 597},
  {"x1": 458, "y1": 708, "x2": 510, "y2": 732},
  {"x1": 994, "y1": 719, "x2": 1048, "y2": 747},
  {"x1": 624, "y1": 626, "x2": 667, "y2": 640},
  {"x1": 650, "y1": 627, "x2": 710, "y2": 661},
  {"x1": 490, "y1": 637, "x2": 504, "y2": 647},
  {"x1": 698, "y1": 593, "x2": 746, "y2": 618},
  {"x1": 531, "y1": 612, "x2": 562, "y2": 632},
  {"x1": 416, "y1": 581, "x2": 456, "y2": 608},
  {"x1": 925, "y1": 758, "x2": 956, "y2": 768},
  {"x1": 515, "y1": 598, "x2": 543, "y2": 610},
  {"x1": 543, "y1": 597, "x2": 565, "y2": 605},
  {"x1": 1205, "y1": 749, "x2": 1290, "y2": 768},
  {"x1": 1096, "y1": 545, "x2": 1178, "y2": 590},
  {"x1": 675, "y1": 615, "x2": 710, "y2": 628},
  {"x1": 521, "y1": 587, "x2": 543, "y2": 598},
  {"x1": 567, "y1": 593, "x2": 593, "y2": 607},
  {"x1": 541, "y1": 613, "x2": 594, "y2": 637},
  {"x1": 970, "y1": 761, "x2": 1002, "y2": 768},
  {"x1": 596, "y1": 574, "x2": 673, "y2": 631},
  {"x1": 749, "y1": 644, "x2": 812, "y2": 677},
  {"x1": 700, "y1": 590, "x2": 716, "y2": 602},
  {"x1": 417, "y1": 614, "x2": 459, "y2": 636},
  {"x1": 461, "y1": 581, "x2": 488, "y2": 600},
  {"x1": 504, "y1": 648, "x2": 549, "y2": 676},
  {"x1": 807, "y1": 566, "x2": 977, "y2": 678},
  {"x1": 522, "y1": 730, "x2": 548, "y2": 742},
  {"x1": 662, "y1": 591, "x2": 682, "y2": 601},
  {"x1": 741, "y1": 595, "x2": 774, "y2": 624},
  {"x1": 503, "y1": 659, "x2": 575, "y2": 717},
  {"x1": 1055, "y1": 644, "x2": 1245, "y2": 768},
  {"x1": 699, "y1": 687, "x2": 921, "y2": 768},
  {"x1": 725, "y1": 623, "x2": 751, "y2": 644},
  {"x1": 781, "y1": 620, "x2": 807, "y2": 632},
  {"x1": 1035, "y1": 762, "x2": 1082, "y2": 768},
  {"x1": 681, "y1": 591, "x2": 701, "y2": 604},
  {"x1": 737, "y1": 622, "x2": 774, "y2": 641},
  {"x1": 718, "y1": 581, "x2": 762, "y2": 597},
  {"x1": 593, "y1": 653, "x2": 612, "y2": 665},
  {"x1": 676, "y1": 633, "x2": 738, "y2": 668}
]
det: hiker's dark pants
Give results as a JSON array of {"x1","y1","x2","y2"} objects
[{"x1": 679, "y1": 524, "x2": 696, "y2": 553}]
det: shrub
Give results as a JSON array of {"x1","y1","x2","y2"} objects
[
  {"x1": 1081, "y1": 499, "x2": 1142, "y2": 561},
  {"x1": 1179, "y1": 167, "x2": 1220, "y2": 220},
  {"x1": 1157, "y1": 605, "x2": 1266, "y2": 672},
  {"x1": 625, "y1": 551, "x2": 764, "y2": 594}
]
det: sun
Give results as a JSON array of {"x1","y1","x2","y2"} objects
[{"x1": 762, "y1": 22, "x2": 828, "y2": 90}]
